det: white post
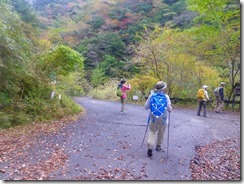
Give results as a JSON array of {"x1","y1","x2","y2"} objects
[{"x1": 51, "y1": 91, "x2": 55, "y2": 99}]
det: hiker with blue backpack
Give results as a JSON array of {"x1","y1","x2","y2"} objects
[{"x1": 144, "y1": 81, "x2": 172, "y2": 157}]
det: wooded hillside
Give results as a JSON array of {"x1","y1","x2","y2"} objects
[{"x1": 0, "y1": 0, "x2": 240, "y2": 129}]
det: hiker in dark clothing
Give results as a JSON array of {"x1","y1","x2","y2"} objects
[{"x1": 215, "y1": 82, "x2": 226, "y2": 113}]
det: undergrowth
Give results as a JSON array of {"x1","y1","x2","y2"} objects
[
  {"x1": 0, "y1": 90, "x2": 82, "y2": 130},
  {"x1": 88, "y1": 81, "x2": 240, "y2": 113}
]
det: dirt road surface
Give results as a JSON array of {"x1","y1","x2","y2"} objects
[
  {"x1": 0, "y1": 97, "x2": 240, "y2": 180},
  {"x1": 57, "y1": 97, "x2": 240, "y2": 180}
]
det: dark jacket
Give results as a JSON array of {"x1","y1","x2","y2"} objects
[{"x1": 219, "y1": 87, "x2": 224, "y2": 101}]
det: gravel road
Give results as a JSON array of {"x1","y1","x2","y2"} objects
[
  {"x1": 49, "y1": 97, "x2": 240, "y2": 180},
  {"x1": 0, "y1": 97, "x2": 240, "y2": 181}
]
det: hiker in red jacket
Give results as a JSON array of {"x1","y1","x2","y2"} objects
[{"x1": 118, "y1": 79, "x2": 131, "y2": 114}]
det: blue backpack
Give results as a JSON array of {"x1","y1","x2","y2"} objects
[{"x1": 149, "y1": 93, "x2": 167, "y2": 118}]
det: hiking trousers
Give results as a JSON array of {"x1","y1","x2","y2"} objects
[
  {"x1": 215, "y1": 96, "x2": 224, "y2": 112},
  {"x1": 197, "y1": 100, "x2": 207, "y2": 116},
  {"x1": 120, "y1": 97, "x2": 126, "y2": 112},
  {"x1": 147, "y1": 117, "x2": 167, "y2": 149}
]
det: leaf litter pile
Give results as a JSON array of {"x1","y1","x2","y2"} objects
[
  {"x1": 190, "y1": 137, "x2": 240, "y2": 180},
  {"x1": 0, "y1": 115, "x2": 81, "y2": 180},
  {"x1": 0, "y1": 114, "x2": 148, "y2": 180}
]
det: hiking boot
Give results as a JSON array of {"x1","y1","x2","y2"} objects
[
  {"x1": 147, "y1": 149, "x2": 152, "y2": 157},
  {"x1": 156, "y1": 145, "x2": 162, "y2": 151}
]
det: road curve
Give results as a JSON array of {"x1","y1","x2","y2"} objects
[{"x1": 49, "y1": 97, "x2": 239, "y2": 180}]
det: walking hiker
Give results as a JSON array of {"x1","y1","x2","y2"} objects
[
  {"x1": 196, "y1": 85, "x2": 210, "y2": 117},
  {"x1": 214, "y1": 82, "x2": 226, "y2": 113},
  {"x1": 118, "y1": 78, "x2": 131, "y2": 114},
  {"x1": 144, "y1": 81, "x2": 172, "y2": 157}
]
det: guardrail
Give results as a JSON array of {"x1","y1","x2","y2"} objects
[{"x1": 169, "y1": 97, "x2": 239, "y2": 104}]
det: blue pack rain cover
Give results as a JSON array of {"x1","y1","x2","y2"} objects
[{"x1": 150, "y1": 93, "x2": 167, "y2": 118}]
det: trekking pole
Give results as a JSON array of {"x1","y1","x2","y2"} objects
[
  {"x1": 141, "y1": 115, "x2": 150, "y2": 147},
  {"x1": 167, "y1": 111, "x2": 171, "y2": 159}
]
